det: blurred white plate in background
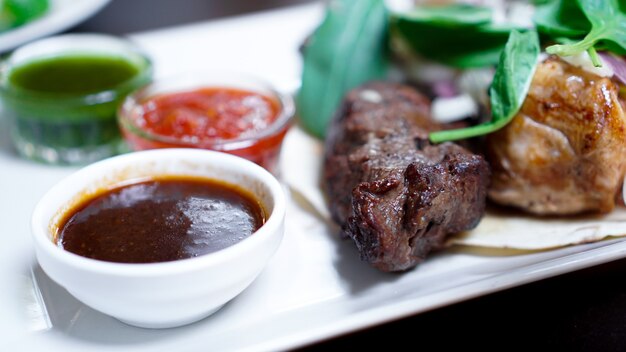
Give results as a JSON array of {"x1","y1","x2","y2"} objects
[{"x1": 0, "y1": 0, "x2": 111, "y2": 53}]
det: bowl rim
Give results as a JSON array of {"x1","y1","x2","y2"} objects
[
  {"x1": 117, "y1": 71, "x2": 295, "y2": 151},
  {"x1": 31, "y1": 148, "x2": 286, "y2": 277}
]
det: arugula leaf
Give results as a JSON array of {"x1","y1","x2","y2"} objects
[
  {"x1": 534, "y1": 0, "x2": 589, "y2": 37},
  {"x1": 297, "y1": 0, "x2": 389, "y2": 138},
  {"x1": 430, "y1": 30, "x2": 540, "y2": 143},
  {"x1": 391, "y1": 5, "x2": 516, "y2": 68},
  {"x1": 546, "y1": 0, "x2": 626, "y2": 58}
]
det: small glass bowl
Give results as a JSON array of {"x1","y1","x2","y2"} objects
[
  {"x1": 0, "y1": 34, "x2": 152, "y2": 165},
  {"x1": 118, "y1": 72, "x2": 294, "y2": 175}
]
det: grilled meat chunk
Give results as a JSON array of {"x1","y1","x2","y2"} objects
[
  {"x1": 487, "y1": 57, "x2": 626, "y2": 215},
  {"x1": 325, "y1": 82, "x2": 436, "y2": 226},
  {"x1": 324, "y1": 82, "x2": 490, "y2": 272}
]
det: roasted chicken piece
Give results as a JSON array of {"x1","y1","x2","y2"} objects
[{"x1": 487, "y1": 56, "x2": 626, "y2": 215}]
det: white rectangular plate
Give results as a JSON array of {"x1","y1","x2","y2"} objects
[{"x1": 2, "y1": 4, "x2": 626, "y2": 352}]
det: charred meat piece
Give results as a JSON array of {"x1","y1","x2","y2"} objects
[
  {"x1": 487, "y1": 57, "x2": 626, "y2": 215},
  {"x1": 325, "y1": 82, "x2": 437, "y2": 225},
  {"x1": 324, "y1": 82, "x2": 490, "y2": 272}
]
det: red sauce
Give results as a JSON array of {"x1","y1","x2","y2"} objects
[{"x1": 122, "y1": 87, "x2": 290, "y2": 174}]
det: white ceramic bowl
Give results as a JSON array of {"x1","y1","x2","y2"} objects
[{"x1": 31, "y1": 149, "x2": 286, "y2": 328}]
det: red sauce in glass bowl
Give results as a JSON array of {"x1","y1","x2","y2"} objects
[{"x1": 119, "y1": 85, "x2": 293, "y2": 174}]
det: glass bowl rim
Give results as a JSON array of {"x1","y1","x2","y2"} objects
[
  {"x1": 118, "y1": 72, "x2": 295, "y2": 151},
  {"x1": 0, "y1": 33, "x2": 153, "y2": 106}
]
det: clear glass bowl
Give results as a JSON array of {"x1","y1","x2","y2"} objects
[
  {"x1": 0, "y1": 34, "x2": 152, "y2": 165},
  {"x1": 118, "y1": 72, "x2": 294, "y2": 175}
]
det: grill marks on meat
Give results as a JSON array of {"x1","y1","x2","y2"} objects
[
  {"x1": 324, "y1": 82, "x2": 490, "y2": 272},
  {"x1": 487, "y1": 57, "x2": 626, "y2": 215}
]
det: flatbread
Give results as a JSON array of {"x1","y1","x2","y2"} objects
[{"x1": 280, "y1": 127, "x2": 626, "y2": 250}]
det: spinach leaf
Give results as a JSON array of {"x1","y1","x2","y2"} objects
[
  {"x1": 546, "y1": 0, "x2": 626, "y2": 58},
  {"x1": 430, "y1": 30, "x2": 540, "y2": 143},
  {"x1": 398, "y1": 4, "x2": 492, "y2": 27},
  {"x1": 534, "y1": 0, "x2": 589, "y2": 37},
  {"x1": 297, "y1": 0, "x2": 389, "y2": 138},
  {"x1": 391, "y1": 5, "x2": 516, "y2": 68}
]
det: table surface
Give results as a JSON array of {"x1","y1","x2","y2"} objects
[{"x1": 70, "y1": 1, "x2": 626, "y2": 350}]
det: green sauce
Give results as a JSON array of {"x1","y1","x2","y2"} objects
[
  {"x1": 1, "y1": 51, "x2": 151, "y2": 164},
  {"x1": 9, "y1": 55, "x2": 140, "y2": 94}
]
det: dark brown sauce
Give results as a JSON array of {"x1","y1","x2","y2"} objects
[{"x1": 56, "y1": 176, "x2": 266, "y2": 263}]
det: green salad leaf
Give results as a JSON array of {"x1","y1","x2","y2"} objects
[
  {"x1": 534, "y1": 0, "x2": 589, "y2": 37},
  {"x1": 430, "y1": 30, "x2": 540, "y2": 143},
  {"x1": 546, "y1": 0, "x2": 626, "y2": 58},
  {"x1": 390, "y1": 4, "x2": 521, "y2": 69},
  {"x1": 0, "y1": 0, "x2": 49, "y2": 31},
  {"x1": 397, "y1": 4, "x2": 492, "y2": 26},
  {"x1": 297, "y1": 0, "x2": 389, "y2": 138}
]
